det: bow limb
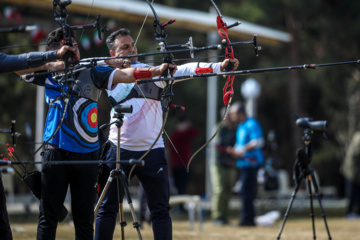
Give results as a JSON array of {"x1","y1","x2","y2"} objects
[
  {"x1": 187, "y1": 0, "x2": 237, "y2": 171},
  {"x1": 186, "y1": 95, "x2": 233, "y2": 171}
]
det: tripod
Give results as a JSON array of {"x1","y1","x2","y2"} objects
[
  {"x1": 94, "y1": 104, "x2": 143, "y2": 240},
  {"x1": 277, "y1": 128, "x2": 332, "y2": 240}
]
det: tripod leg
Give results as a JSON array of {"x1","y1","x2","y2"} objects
[
  {"x1": 277, "y1": 177, "x2": 303, "y2": 240},
  {"x1": 306, "y1": 174, "x2": 316, "y2": 240},
  {"x1": 116, "y1": 175, "x2": 126, "y2": 240},
  {"x1": 119, "y1": 171, "x2": 142, "y2": 240},
  {"x1": 94, "y1": 170, "x2": 116, "y2": 218},
  {"x1": 310, "y1": 170, "x2": 332, "y2": 240}
]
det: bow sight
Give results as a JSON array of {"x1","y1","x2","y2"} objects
[
  {"x1": 53, "y1": 0, "x2": 108, "y2": 61},
  {"x1": 158, "y1": 35, "x2": 261, "y2": 59}
]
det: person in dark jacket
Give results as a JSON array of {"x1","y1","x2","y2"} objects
[{"x1": 0, "y1": 40, "x2": 78, "y2": 240}]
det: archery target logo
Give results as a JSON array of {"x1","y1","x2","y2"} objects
[
  {"x1": 82, "y1": 102, "x2": 98, "y2": 133},
  {"x1": 87, "y1": 107, "x2": 98, "y2": 128},
  {"x1": 73, "y1": 98, "x2": 98, "y2": 143}
]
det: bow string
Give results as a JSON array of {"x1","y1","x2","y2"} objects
[
  {"x1": 126, "y1": 0, "x2": 191, "y2": 181},
  {"x1": 132, "y1": 0, "x2": 182, "y2": 166}
]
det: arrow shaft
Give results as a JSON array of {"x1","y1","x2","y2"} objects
[{"x1": 136, "y1": 59, "x2": 360, "y2": 84}]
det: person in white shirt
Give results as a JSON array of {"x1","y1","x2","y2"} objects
[{"x1": 94, "y1": 28, "x2": 239, "y2": 240}]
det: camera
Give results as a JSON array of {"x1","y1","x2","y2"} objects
[
  {"x1": 295, "y1": 118, "x2": 327, "y2": 131},
  {"x1": 293, "y1": 114, "x2": 327, "y2": 131},
  {"x1": 114, "y1": 104, "x2": 133, "y2": 114}
]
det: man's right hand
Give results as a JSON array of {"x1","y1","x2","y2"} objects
[
  {"x1": 106, "y1": 58, "x2": 132, "y2": 69},
  {"x1": 56, "y1": 45, "x2": 80, "y2": 61},
  {"x1": 44, "y1": 62, "x2": 66, "y2": 72}
]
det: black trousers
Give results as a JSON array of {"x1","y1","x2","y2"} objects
[
  {"x1": 0, "y1": 173, "x2": 12, "y2": 240},
  {"x1": 95, "y1": 147, "x2": 172, "y2": 240},
  {"x1": 37, "y1": 149, "x2": 99, "y2": 240}
]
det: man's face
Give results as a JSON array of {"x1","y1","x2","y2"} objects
[
  {"x1": 110, "y1": 35, "x2": 137, "y2": 63},
  {"x1": 229, "y1": 110, "x2": 246, "y2": 124},
  {"x1": 228, "y1": 109, "x2": 238, "y2": 124}
]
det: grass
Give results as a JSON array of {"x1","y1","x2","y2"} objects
[{"x1": 9, "y1": 211, "x2": 360, "y2": 240}]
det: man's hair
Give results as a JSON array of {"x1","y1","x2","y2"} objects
[
  {"x1": 47, "y1": 28, "x2": 75, "y2": 50},
  {"x1": 106, "y1": 28, "x2": 131, "y2": 51}
]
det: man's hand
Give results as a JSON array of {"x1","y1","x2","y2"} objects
[
  {"x1": 106, "y1": 58, "x2": 132, "y2": 69},
  {"x1": 56, "y1": 45, "x2": 80, "y2": 61},
  {"x1": 220, "y1": 58, "x2": 239, "y2": 72},
  {"x1": 157, "y1": 63, "x2": 177, "y2": 76},
  {"x1": 226, "y1": 146, "x2": 245, "y2": 158},
  {"x1": 44, "y1": 61, "x2": 66, "y2": 72}
]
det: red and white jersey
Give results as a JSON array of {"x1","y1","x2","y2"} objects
[{"x1": 107, "y1": 61, "x2": 221, "y2": 151}]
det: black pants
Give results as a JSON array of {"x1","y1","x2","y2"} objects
[
  {"x1": 239, "y1": 168, "x2": 258, "y2": 225},
  {"x1": 0, "y1": 173, "x2": 12, "y2": 240},
  {"x1": 95, "y1": 147, "x2": 172, "y2": 240},
  {"x1": 346, "y1": 179, "x2": 360, "y2": 214},
  {"x1": 37, "y1": 149, "x2": 99, "y2": 240}
]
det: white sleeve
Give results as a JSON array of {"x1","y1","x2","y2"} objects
[
  {"x1": 153, "y1": 62, "x2": 222, "y2": 88},
  {"x1": 174, "y1": 62, "x2": 222, "y2": 76},
  {"x1": 107, "y1": 69, "x2": 117, "y2": 90}
]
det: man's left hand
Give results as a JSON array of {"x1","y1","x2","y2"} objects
[{"x1": 220, "y1": 58, "x2": 239, "y2": 72}]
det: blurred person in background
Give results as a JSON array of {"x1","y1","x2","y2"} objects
[
  {"x1": 169, "y1": 116, "x2": 200, "y2": 212},
  {"x1": 341, "y1": 131, "x2": 360, "y2": 219},
  {"x1": 210, "y1": 105, "x2": 238, "y2": 225},
  {"x1": 227, "y1": 102, "x2": 264, "y2": 226}
]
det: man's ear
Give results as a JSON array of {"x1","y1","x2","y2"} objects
[{"x1": 109, "y1": 50, "x2": 116, "y2": 57}]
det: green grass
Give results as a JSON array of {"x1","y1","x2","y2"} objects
[{"x1": 9, "y1": 212, "x2": 360, "y2": 240}]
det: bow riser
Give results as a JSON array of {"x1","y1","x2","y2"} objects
[{"x1": 214, "y1": 15, "x2": 236, "y2": 105}]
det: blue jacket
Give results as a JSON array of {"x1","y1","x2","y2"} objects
[{"x1": 235, "y1": 117, "x2": 264, "y2": 169}]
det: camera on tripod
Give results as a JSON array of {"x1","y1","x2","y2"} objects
[
  {"x1": 114, "y1": 104, "x2": 133, "y2": 114},
  {"x1": 292, "y1": 114, "x2": 328, "y2": 181},
  {"x1": 277, "y1": 114, "x2": 332, "y2": 240},
  {"x1": 295, "y1": 116, "x2": 327, "y2": 132}
]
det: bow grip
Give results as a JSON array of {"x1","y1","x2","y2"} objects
[
  {"x1": 61, "y1": 40, "x2": 74, "y2": 62},
  {"x1": 224, "y1": 60, "x2": 234, "y2": 72},
  {"x1": 61, "y1": 50, "x2": 73, "y2": 62},
  {"x1": 161, "y1": 65, "x2": 175, "y2": 77}
]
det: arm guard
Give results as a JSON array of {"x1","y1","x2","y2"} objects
[{"x1": 27, "y1": 50, "x2": 58, "y2": 68}]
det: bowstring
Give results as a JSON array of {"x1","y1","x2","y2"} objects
[
  {"x1": 78, "y1": 0, "x2": 186, "y2": 181},
  {"x1": 136, "y1": 86, "x2": 187, "y2": 167},
  {"x1": 126, "y1": 0, "x2": 154, "y2": 181},
  {"x1": 79, "y1": 0, "x2": 95, "y2": 41},
  {"x1": 127, "y1": 0, "x2": 188, "y2": 181}
]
